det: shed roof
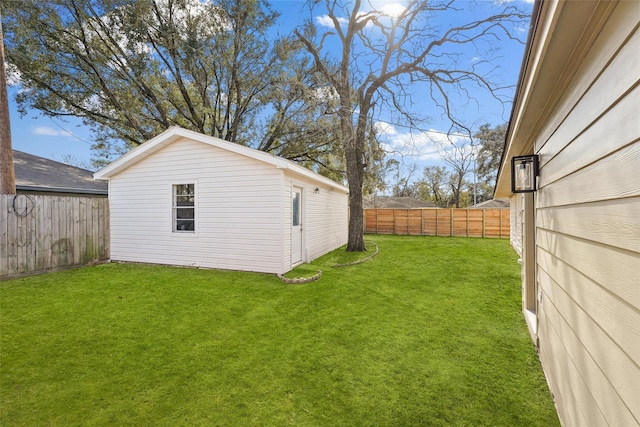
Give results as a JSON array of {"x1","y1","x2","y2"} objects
[
  {"x1": 94, "y1": 127, "x2": 349, "y2": 193},
  {"x1": 13, "y1": 150, "x2": 107, "y2": 195}
]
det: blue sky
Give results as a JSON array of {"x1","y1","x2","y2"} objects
[{"x1": 7, "y1": 0, "x2": 533, "y2": 169}]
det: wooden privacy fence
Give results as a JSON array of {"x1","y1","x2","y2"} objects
[
  {"x1": 364, "y1": 208, "x2": 510, "y2": 238},
  {"x1": 1, "y1": 194, "x2": 109, "y2": 278}
]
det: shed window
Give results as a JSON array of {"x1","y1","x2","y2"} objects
[{"x1": 173, "y1": 184, "x2": 195, "y2": 232}]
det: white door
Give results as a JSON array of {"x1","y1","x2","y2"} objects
[{"x1": 292, "y1": 187, "x2": 302, "y2": 264}]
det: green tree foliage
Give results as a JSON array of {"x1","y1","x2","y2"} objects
[
  {"x1": 474, "y1": 123, "x2": 508, "y2": 186},
  {"x1": 3, "y1": 0, "x2": 343, "y2": 172}
]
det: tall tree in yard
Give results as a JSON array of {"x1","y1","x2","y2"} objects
[
  {"x1": 3, "y1": 0, "x2": 341, "y2": 171},
  {"x1": 475, "y1": 122, "x2": 507, "y2": 188},
  {"x1": 0, "y1": 14, "x2": 15, "y2": 195},
  {"x1": 295, "y1": 0, "x2": 526, "y2": 251}
]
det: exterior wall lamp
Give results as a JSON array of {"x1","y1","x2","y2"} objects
[{"x1": 511, "y1": 155, "x2": 539, "y2": 193}]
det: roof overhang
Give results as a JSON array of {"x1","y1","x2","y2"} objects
[
  {"x1": 495, "y1": 0, "x2": 615, "y2": 198},
  {"x1": 94, "y1": 127, "x2": 349, "y2": 194},
  {"x1": 16, "y1": 185, "x2": 108, "y2": 196}
]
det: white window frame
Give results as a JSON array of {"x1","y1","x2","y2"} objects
[{"x1": 172, "y1": 183, "x2": 197, "y2": 233}]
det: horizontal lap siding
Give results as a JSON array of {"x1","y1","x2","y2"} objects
[
  {"x1": 109, "y1": 138, "x2": 283, "y2": 274},
  {"x1": 532, "y1": 4, "x2": 640, "y2": 425},
  {"x1": 292, "y1": 175, "x2": 348, "y2": 264}
]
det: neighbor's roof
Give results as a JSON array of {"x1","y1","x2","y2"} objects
[
  {"x1": 94, "y1": 127, "x2": 349, "y2": 193},
  {"x1": 13, "y1": 150, "x2": 107, "y2": 195},
  {"x1": 364, "y1": 196, "x2": 437, "y2": 209},
  {"x1": 470, "y1": 199, "x2": 510, "y2": 208}
]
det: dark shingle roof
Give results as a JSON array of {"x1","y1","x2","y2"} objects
[
  {"x1": 13, "y1": 150, "x2": 107, "y2": 195},
  {"x1": 364, "y1": 196, "x2": 437, "y2": 209}
]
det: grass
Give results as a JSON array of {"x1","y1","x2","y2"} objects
[{"x1": 0, "y1": 235, "x2": 559, "y2": 426}]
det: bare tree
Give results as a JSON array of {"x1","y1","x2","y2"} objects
[
  {"x1": 440, "y1": 138, "x2": 475, "y2": 208},
  {"x1": 387, "y1": 159, "x2": 420, "y2": 198},
  {"x1": 295, "y1": 0, "x2": 527, "y2": 250},
  {"x1": 419, "y1": 165, "x2": 449, "y2": 207}
]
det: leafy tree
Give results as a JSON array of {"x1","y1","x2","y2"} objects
[
  {"x1": 3, "y1": 0, "x2": 342, "y2": 171},
  {"x1": 418, "y1": 165, "x2": 449, "y2": 207},
  {"x1": 295, "y1": 0, "x2": 527, "y2": 250},
  {"x1": 474, "y1": 122, "x2": 507, "y2": 188}
]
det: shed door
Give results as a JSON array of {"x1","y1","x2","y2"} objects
[{"x1": 292, "y1": 187, "x2": 302, "y2": 264}]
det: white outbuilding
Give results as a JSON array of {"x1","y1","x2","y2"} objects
[{"x1": 94, "y1": 127, "x2": 349, "y2": 274}]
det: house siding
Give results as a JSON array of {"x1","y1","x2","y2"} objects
[
  {"x1": 525, "y1": 3, "x2": 640, "y2": 425},
  {"x1": 108, "y1": 137, "x2": 284, "y2": 274},
  {"x1": 284, "y1": 174, "x2": 349, "y2": 270},
  {"x1": 294, "y1": 176, "x2": 349, "y2": 263},
  {"x1": 510, "y1": 194, "x2": 524, "y2": 257}
]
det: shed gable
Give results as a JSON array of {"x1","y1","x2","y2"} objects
[{"x1": 108, "y1": 137, "x2": 285, "y2": 273}]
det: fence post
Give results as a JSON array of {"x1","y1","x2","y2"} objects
[
  {"x1": 0, "y1": 194, "x2": 110, "y2": 278},
  {"x1": 450, "y1": 209, "x2": 453, "y2": 237},
  {"x1": 393, "y1": 209, "x2": 396, "y2": 234},
  {"x1": 376, "y1": 208, "x2": 379, "y2": 234},
  {"x1": 407, "y1": 209, "x2": 410, "y2": 234},
  {"x1": 482, "y1": 209, "x2": 486, "y2": 238},
  {"x1": 466, "y1": 209, "x2": 469, "y2": 238}
]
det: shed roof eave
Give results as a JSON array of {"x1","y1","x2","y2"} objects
[{"x1": 93, "y1": 126, "x2": 349, "y2": 193}]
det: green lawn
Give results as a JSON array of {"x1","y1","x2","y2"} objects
[{"x1": 0, "y1": 235, "x2": 559, "y2": 426}]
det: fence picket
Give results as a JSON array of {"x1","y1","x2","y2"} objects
[
  {"x1": 363, "y1": 208, "x2": 510, "y2": 238},
  {"x1": 1, "y1": 194, "x2": 109, "y2": 278}
]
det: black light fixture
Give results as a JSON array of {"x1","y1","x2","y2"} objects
[
  {"x1": 511, "y1": 155, "x2": 539, "y2": 193},
  {"x1": 314, "y1": 187, "x2": 320, "y2": 194}
]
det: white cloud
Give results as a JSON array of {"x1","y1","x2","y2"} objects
[
  {"x1": 376, "y1": 122, "x2": 471, "y2": 161},
  {"x1": 375, "y1": 121, "x2": 397, "y2": 136},
  {"x1": 5, "y1": 62, "x2": 22, "y2": 86},
  {"x1": 315, "y1": 14, "x2": 347, "y2": 28},
  {"x1": 33, "y1": 127, "x2": 69, "y2": 137}
]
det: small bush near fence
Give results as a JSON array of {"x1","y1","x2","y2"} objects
[
  {"x1": 365, "y1": 208, "x2": 510, "y2": 238},
  {"x1": 1, "y1": 194, "x2": 109, "y2": 278}
]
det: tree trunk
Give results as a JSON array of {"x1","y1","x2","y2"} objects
[
  {"x1": 345, "y1": 144, "x2": 366, "y2": 252},
  {"x1": 0, "y1": 20, "x2": 16, "y2": 195}
]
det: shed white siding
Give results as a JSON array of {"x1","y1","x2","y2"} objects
[
  {"x1": 497, "y1": 2, "x2": 640, "y2": 425},
  {"x1": 286, "y1": 173, "x2": 349, "y2": 263},
  {"x1": 108, "y1": 137, "x2": 284, "y2": 273},
  {"x1": 97, "y1": 127, "x2": 349, "y2": 275}
]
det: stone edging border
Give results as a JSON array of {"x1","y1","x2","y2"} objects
[
  {"x1": 332, "y1": 241, "x2": 379, "y2": 267},
  {"x1": 277, "y1": 270, "x2": 322, "y2": 284}
]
